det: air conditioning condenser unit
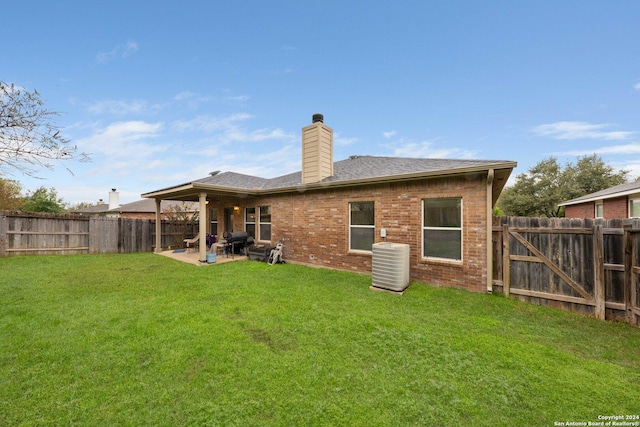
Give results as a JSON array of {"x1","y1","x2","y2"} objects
[{"x1": 371, "y1": 242, "x2": 410, "y2": 292}]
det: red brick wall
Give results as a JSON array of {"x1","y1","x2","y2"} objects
[
  {"x1": 603, "y1": 197, "x2": 628, "y2": 219},
  {"x1": 218, "y1": 174, "x2": 491, "y2": 292},
  {"x1": 564, "y1": 203, "x2": 595, "y2": 219}
]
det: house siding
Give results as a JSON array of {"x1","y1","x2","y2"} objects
[
  {"x1": 604, "y1": 197, "x2": 628, "y2": 219},
  {"x1": 564, "y1": 202, "x2": 595, "y2": 219},
  {"x1": 564, "y1": 196, "x2": 628, "y2": 220},
  {"x1": 208, "y1": 173, "x2": 490, "y2": 292}
]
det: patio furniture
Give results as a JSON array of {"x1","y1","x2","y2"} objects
[
  {"x1": 211, "y1": 242, "x2": 226, "y2": 257},
  {"x1": 184, "y1": 235, "x2": 199, "y2": 252}
]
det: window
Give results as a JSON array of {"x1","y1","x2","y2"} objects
[
  {"x1": 422, "y1": 198, "x2": 462, "y2": 261},
  {"x1": 349, "y1": 201, "x2": 374, "y2": 252},
  {"x1": 595, "y1": 201, "x2": 604, "y2": 218},
  {"x1": 259, "y1": 206, "x2": 271, "y2": 241},
  {"x1": 209, "y1": 208, "x2": 218, "y2": 235},
  {"x1": 245, "y1": 207, "x2": 256, "y2": 238},
  {"x1": 630, "y1": 198, "x2": 640, "y2": 218}
]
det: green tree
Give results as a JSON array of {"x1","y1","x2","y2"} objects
[
  {"x1": 0, "y1": 176, "x2": 24, "y2": 210},
  {"x1": 498, "y1": 155, "x2": 629, "y2": 217},
  {"x1": 1, "y1": 81, "x2": 90, "y2": 177},
  {"x1": 22, "y1": 186, "x2": 66, "y2": 213},
  {"x1": 563, "y1": 154, "x2": 628, "y2": 200},
  {"x1": 68, "y1": 201, "x2": 102, "y2": 212}
]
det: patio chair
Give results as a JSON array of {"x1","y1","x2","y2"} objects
[{"x1": 184, "y1": 235, "x2": 199, "y2": 252}]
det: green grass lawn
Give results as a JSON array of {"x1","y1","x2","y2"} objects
[{"x1": 1, "y1": 253, "x2": 639, "y2": 426}]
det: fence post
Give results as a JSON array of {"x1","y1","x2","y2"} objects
[
  {"x1": 623, "y1": 224, "x2": 635, "y2": 325},
  {"x1": 502, "y1": 223, "x2": 510, "y2": 297},
  {"x1": 0, "y1": 211, "x2": 7, "y2": 257},
  {"x1": 89, "y1": 216, "x2": 96, "y2": 254},
  {"x1": 593, "y1": 224, "x2": 605, "y2": 320}
]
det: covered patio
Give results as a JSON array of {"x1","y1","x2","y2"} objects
[{"x1": 142, "y1": 176, "x2": 266, "y2": 264}]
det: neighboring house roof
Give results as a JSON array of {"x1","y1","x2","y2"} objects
[
  {"x1": 143, "y1": 155, "x2": 516, "y2": 204},
  {"x1": 559, "y1": 181, "x2": 640, "y2": 206},
  {"x1": 73, "y1": 203, "x2": 111, "y2": 214},
  {"x1": 113, "y1": 199, "x2": 198, "y2": 213},
  {"x1": 73, "y1": 200, "x2": 198, "y2": 215}
]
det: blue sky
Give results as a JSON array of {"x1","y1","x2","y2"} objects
[{"x1": 3, "y1": 1, "x2": 640, "y2": 205}]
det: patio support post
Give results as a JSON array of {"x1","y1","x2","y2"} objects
[
  {"x1": 486, "y1": 169, "x2": 494, "y2": 293},
  {"x1": 154, "y1": 198, "x2": 162, "y2": 253},
  {"x1": 199, "y1": 192, "x2": 207, "y2": 262}
]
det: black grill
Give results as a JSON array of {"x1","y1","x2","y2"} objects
[{"x1": 222, "y1": 231, "x2": 254, "y2": 255}]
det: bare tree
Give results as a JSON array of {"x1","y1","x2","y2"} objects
[
  {"x1": 163, "y1": 203, "x2": 199, "y2": 248},
  {"x1": 0, "y1": 81, "x2": 90, "y2": 177}
]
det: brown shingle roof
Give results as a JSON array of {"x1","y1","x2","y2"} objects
[{"x1": 189, "y1": 156, "x2": 515, "y2": 191}]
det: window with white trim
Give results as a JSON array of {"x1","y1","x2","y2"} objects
[
  {"x1": 595, "y1": 201, "x2": 604, "y2": 218},
  {"x1": 422, "y1": 197, "x2": 462, "y2": 261},
  {"x1": 349, "y1": 201, "x2": 374, "y2": 252},
  {"x1": 259, "y1": 206, "x2": 271, "y2": 241},
  {"x1": 630, "y1": 198, "x2": 640, "y2": 218},
  {"x1": 245, "y1": 207, "x2": 256, "y2": 238}
]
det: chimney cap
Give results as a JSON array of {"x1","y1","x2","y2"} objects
[
  {"x1": 312, "y1": 113, "x2": 324, "y2": 124},
  {"x1": 111, "y1": 188, "x2": 117, "y2": 192}
]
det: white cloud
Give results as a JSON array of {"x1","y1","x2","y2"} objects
[
  {"x1": 226, "y1": 95, "x2": 251, "y2": 102},
  {"x1": 620, "y1": 160, "x2": 640, "y2": 180},
  {"x1": 634, "y1": 82, "x2": 640, "y2": 90},
  {"x1": 77, "y1": 121, "x2": 165, "y2": 158},
  {"x1": 226, "y1": 127, "x2": 292, "y2": 143},
  {"x1": 95, "y1": 40, "x2": 140, "y2": 63},
  {"x1": 555, "y1": 143, "x2": 640, "y2": 156},
  {"x1": 122, "y1": 40, "x2": 139, "y2": 57},
  {"x1": 382, "y1": 131, "x2": 397, "y2": 139},
  {"x1": 173, "y1": 91, "x2": 197, "y2": 101},
  {"x1": 387, "y1": 139, "x2": 477, "y2": 159},
  {"x1": 334, "y1": 132, "x2": 358, "y2": 146},
  {"x1": 532, "y1": 121, "x2": 635, "y2": 140},
  {"x1": 87, "y1": 99, "x2": 158, "y2": 116},
  {"x1": 172, "y1": 113, "x2": 253, "y2": 133},
  {"x1": 172, "y1": 113, "x2": 295, "y2": 145}
]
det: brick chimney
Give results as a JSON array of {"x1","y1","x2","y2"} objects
[
  {"x1": 301, "y1": 113, "x2": 333, "y2": 184},
  {"x1": 109, "y1": 188, "x2": 120, "y2": 210}
]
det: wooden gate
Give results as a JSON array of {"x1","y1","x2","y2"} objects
[{"x1": 493, "y1": 217, "x2": 640, "y2": 327}]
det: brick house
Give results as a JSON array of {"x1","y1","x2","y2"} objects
[
  {"x1": 142, "y1": 115, "x2": 516, "y2": 292},
  {"x1": 559, "y1": 181, "x2": 640, "y2": 220}
]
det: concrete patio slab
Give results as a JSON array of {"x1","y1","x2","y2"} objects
[{"x1": 157, "y1": 249, "x2": 248, "y2": 266}]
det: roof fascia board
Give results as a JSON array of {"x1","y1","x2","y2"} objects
[
  {"x1": 141, "y1": 183, "x2": 197, "y2": 199},
  {"x1": 559, "y1": 189, "x2": 640, "y2": 206},
  {"x1": 142, "y1": 182, "x2": 258, "y2": 199}
]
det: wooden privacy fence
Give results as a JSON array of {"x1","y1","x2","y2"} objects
[
  {"x1": 0, "y1": 211, "x2": 197, "y2": 256},
  {"x1": 492, "y1": 217, "x2": 640, "y2": 327}
]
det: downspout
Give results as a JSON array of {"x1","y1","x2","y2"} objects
[
  {"x1": 486, "y1": 169, "x2": 494, "y2": 293},
  {"x1": 199, "y1": 192, "x2": 207, "y2": 262},
  {"x1": 154, "y1": 198, "x2": 162, "y2": 253}
]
